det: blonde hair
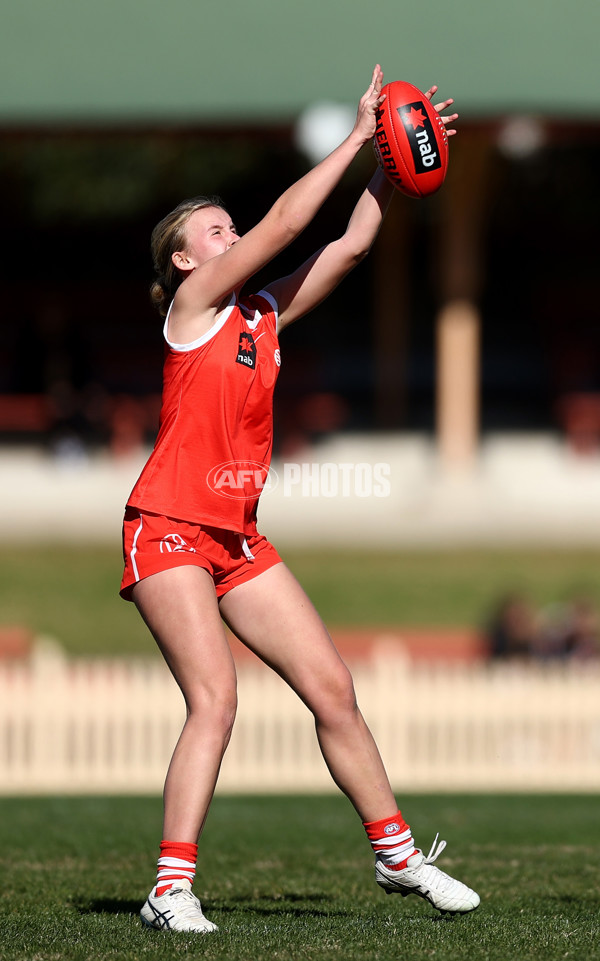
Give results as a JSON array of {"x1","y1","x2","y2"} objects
[{"x1": 149, "y1": 195, "x2": 226, "y2": 317}]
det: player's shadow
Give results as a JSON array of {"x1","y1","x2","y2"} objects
[
  {"x1": 214, "y1": 891, "x2": 351, "y2": 919},
  {"x1": 76, "y1": 898, "x2": 145, "y2": 917}
]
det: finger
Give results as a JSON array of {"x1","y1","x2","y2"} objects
[
  {"x1": 361, "y1": 88, "x2": 382, "y2": 110},
  {"x1": 369, "y1": 70, "x2": 382, "y2": 96},
  {"x1": 361, "y1": 67, "x2": 381, "y2": 104},
  {"x1": 424, "y1": 85, "x2": 438, "y2": 102},
  {"x1": 366, "y1": 83, "x2": 384, "y2": 108},
  {"x1": 434, "y1": 98, "x2": 454, "y2": 113},
  {"x1": 441, "y1": 112, "x2": 459, "y2": 126}
]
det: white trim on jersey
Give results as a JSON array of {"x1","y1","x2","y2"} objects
[
  {"x1": 163, "y1": 293, "x2": 236, "y2": 352},
  {"x1": 162, "y1": 289, "x2": 278, "y2": 353},
  {"x1": 256, "y1": 288, "x2": 278, "y2": 318}
]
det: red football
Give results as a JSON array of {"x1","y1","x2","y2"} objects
[{"x1": 373, "y1": 80, "x2": 449, "y2": 198}]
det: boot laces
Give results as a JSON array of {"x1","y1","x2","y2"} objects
[
  {"x1": 166, "y1": 885, "x2": 205, "y2": 921},
  {"x1": 415, "y1": 833, "x2": 464, "y2": 894},
  {"x1": 423, "y1": 832, "x2": 447, "y2": 865}
]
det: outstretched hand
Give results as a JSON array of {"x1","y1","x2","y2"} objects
[
  {"x1": 424, "y1": 85, "x2": 459, "y2": 137},
  {"x1": 353, "y1": 64, "x2": 386, "y2": 144}
]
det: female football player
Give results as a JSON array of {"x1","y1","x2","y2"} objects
[{"x1": 120, "y1": 65, "x2": 479, "y2": 933}]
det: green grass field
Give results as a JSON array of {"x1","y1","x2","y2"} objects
[
  {"x1": 2, "y1": 545, "x2": 600, "y2": 656},
  {"x1": 0, "y1": 793, "x2": 599, "y2": 961}
]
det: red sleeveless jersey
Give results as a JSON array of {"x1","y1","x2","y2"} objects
[{"x1": 127, "y1": 290, "x2": 280, "y2": 533}]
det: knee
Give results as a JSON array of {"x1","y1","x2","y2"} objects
[
  {"x1": 214, "y1": 690, "x2": 238, "y2": 742},
  {"x1": 186, "y1": 683, "x2": 238, "y2": 740},
  {"x1": 312, "y1": 664, "x2": 359, "y2": 726}
]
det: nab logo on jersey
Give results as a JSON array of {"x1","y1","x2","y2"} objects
[{"x1": 236, "y1": 331, "x2": 257, "y2": 369}]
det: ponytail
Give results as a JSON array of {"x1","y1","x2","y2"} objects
[{"x1": 149, "y1": 277, "x2": 171, "y2": 318}]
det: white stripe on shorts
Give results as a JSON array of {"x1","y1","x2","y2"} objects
[
  {"x1": 239, "y1": 534, "x2": 255, "y2": 561},
  {"x1": 130, "y1": 514, "x2": 144, "y2": 582}
]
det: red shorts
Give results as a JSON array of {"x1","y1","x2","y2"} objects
[{"x1": 120, "y1": 507, "x2": 282, "y2": 602}]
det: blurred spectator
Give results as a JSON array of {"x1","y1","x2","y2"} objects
[
  {"x1": 568, "y1": 597, "x2": 600, "y2": 658},
  {"x1": 531, "y1": 602, "x2": 574, "y2": 659},
  {"x1": 485, "y1": 593, "x2": 600, "y2": 661},
  {"x1": 534, "y1": 596, "x2": 600, "y2": 660},
  {"x1": 486, "y1": 593, "x2": 538, "y2": 659}
]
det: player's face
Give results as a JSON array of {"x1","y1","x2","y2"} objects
[{"x1": 182, "y1": 206, "x2": 240, "y2": 266}]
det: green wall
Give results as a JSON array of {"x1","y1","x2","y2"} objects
[{"x1": 2, "y1": 0, "x2": 599, "y2": 124}]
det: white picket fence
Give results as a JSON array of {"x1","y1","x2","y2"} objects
[{"x1": 1, "y1": 640, "x2": 600, "y2": 794}]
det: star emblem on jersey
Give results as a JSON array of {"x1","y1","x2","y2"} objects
[{"x1": 236, "y1": 330, "x2": 257, "y2": 369}]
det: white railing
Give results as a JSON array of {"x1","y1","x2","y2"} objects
[{"x1": 1, "y1": 641, "x2": 600, "y2": 794}]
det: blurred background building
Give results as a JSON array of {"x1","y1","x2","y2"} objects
[{"x1": 1, "y1": 0, "x2": 600, "y2": 544}]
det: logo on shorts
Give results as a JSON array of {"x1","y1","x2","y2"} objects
[
  {"x1": 384, "y1": 823, "x2": 401, "y2": 835},
  {"x1": 207, "y1": 461, "x2": 279, "y2": 499},
  {"x1": 160, "y1": 533, "x2": 195, "y2": 553},
  {"x1": 236, "y1": 331, "x2": 257, "y2": 369}
]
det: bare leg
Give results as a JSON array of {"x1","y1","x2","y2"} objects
[
  {"x1": 219, "y1": 562, "x2": 397, "y2": 823},
  {"x1": 132, "y1": 566, "x2": 237, "y2": 841}
]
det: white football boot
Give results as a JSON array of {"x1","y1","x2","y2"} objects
[
  {"x1": 140, "y1": 878, "x2": 218, "y2": 933},
  {"x1": 375, "y1": 833, "x2": 480, "y2": 915}
]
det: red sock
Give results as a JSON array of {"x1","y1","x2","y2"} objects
[
  {"x1": 363, "y1": 811, "x2": 416, "y2": 869},
  {"x1": 155, "y1": 840, "x2": 198, "y2": 896}
]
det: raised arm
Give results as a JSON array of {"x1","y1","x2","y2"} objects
[
  {"x1": 169, "y1": 66, "x2": 385, "y2": 340},
  {"x1": 265, "y1": 167, "x2": 394, "y2": 331},
  {"x1": 266, "y1": 86, "x2": 459, "y2": 331}
]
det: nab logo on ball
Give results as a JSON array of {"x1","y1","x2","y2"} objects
[
  {"x1": 236, "y1": 331, "x2": 256, "y2": 369},
  {"x1": 398, "y1": 102, "x2": 442, "y2": 174}
]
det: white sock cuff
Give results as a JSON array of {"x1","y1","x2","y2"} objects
[
  {"x1": 373, "y1": 828, "x2": 413, "y2": 849},
  {"x1": 158, "y1": 856, "x2": 197, "y2": 870},
  {"x1": 157, "y1": 856, "x2": 196, "y2": 884}
]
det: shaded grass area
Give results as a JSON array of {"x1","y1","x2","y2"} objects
[
  {"x1": 0, "y1": 793, "x2": 599, "y2": 961},
  {"x1": 1, "y1": 545, "x2": 600, "y2": 655}
]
